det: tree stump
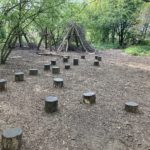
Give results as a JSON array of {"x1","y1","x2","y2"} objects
[
  {"x1": 65, "y1": 64, "x2": 71, "y2": 70},
  {"x1": 63, "y1": 57, "x2": 68, "y2": 63},
  {"x1": 94, "y1": 60, "x2": 99, "y2": 66},
  {"x1": 83, "y1": 92, "x2": 96, "y2": 104},
  {"x1": 45, "y1": 96, "x2": 58, "y2": 113},
  {"x1": 53, "y1": 78, "x2": 64, "y2": 88},
  {"x1": 44, "y1": 64, "x2": 50, "y2": 71},
  {"x1": 97, "y1": 56, "x2": 102, "y2": 61},
  {"x1": 1, "y1": 127, "x2": 23, "y2": 150},
  {"x1": 52, "y1": 66, "x2": 60, "y2": 74},
  {"x1": 29, "y1": 69, "x2": 38, "y2": 76},
  {"x1": 125, "y1": 101, "x2": 139, "y2": 113},
  {"x1": 73, "y1": 58, "x2": 79, "y2": 66},
  {"x1": 65, "y1": 55, "x2": 70, "y2": 59},
  {"x1": 81, "y1": 55, "x2": 85, "y2": 59},
  {"x1": 51, "y1": 60, "x2": 56, "y2": 66},
  {"x1": 15, "y1": 72, "x2": 24, "y2": 82},
  {"x1": 0, "y1": 79, "x2": 7, "y2": 92},
  {"x1": 95, "y1": 55, "x2": 98, "y2": 60}
]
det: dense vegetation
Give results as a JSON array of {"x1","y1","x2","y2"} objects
[{"x1": 0, "y1": 0, "x2": 149, "y2": 64}]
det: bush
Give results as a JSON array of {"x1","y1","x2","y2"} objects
[
  {"x1": 125, "y1": 45, "x2": 150, "y2": 56},
  {"x1": 93, "y1": 43, "x2": 119, "y2": 50}
]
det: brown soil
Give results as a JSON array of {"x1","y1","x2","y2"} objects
[{"x1": 0, "y1": 49, "x2": 150, "y2": 150}]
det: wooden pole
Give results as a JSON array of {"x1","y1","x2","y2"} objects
[
  {"x1": 45, "y1": 27, "x2": 48, "y2": 49},
  {"x1": 37, "y1": 37, "x2": 43, "y2": 50}
]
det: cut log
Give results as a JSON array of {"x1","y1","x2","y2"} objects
[
  {"x1": 73, "y1": 58, "x2": 79, "y2": 66},
  {"x1": 64, "y1": 55, "x2": 70, "y2": 59},
  {"x1": 52, "y1": 66, "x2": 60, "y2": 74},
  {"x1": 95, "y1": 55, "x2": 98, "y2": 60},
  {"x1": 29, "y1": 69, "x2": 38, "y2": 76},
  {"x1": 65, "y1": 64, "x2": 71, "y2": 70},
  {"x1": 97, "y1": 56, "x2": 102, "y2": 61},
  {"x1": 53, "y1": 78, "x2": 64, "y2": 88},
  {"x1": 63, "y1": 57, "x2": 68, "y2": 63},
  {"x1": 45, "y1": 96, "x2": 58, "y2": 113},
  {"x1": 0, "y1": 79, "x2": 7, "y2": 92},
  {"x1": 83, "y1": 92, "x2": 96, "y2": 104},
  {"x1": 44, "y1": 64, "x2": 50, "y2": 71},
  {"x1": 51, "y1": 60, "x2": 56, "y2": 66},
  {"x1": 81, "y1": 55, "x2": 85, "y2": 59},
  {"x1": 15, "y1": 72, "x2": 24, "y2": 82},
  {"x1": 125, "y1": 101, "x2": 139, "y2": 113},
  {"x1": 2, "y1": 127, "x2": 23, "y2": 150},
  {"x1": 94, "y1": 60, "x2": 99, "y2": 66}
]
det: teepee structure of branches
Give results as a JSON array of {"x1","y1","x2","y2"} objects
[{"x1": 57, "y1": 23, "x2": 95, "y2": 52}]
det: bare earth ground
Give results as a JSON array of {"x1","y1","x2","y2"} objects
[{"x1": 0, "y1": 49, "x2": 150, "y2": 150}]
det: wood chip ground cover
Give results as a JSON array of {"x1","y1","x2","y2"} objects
[{"x1": 0, "y1": 49, "x2": 150, "y2": 150}]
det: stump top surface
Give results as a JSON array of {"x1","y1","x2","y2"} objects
[
  {"x1": 29, "y1": 69, "x2": 38, "y2": 71},
  {"x1": 46, "y1": 96, "x2": 58, "y2": 102},
  {"x1": 51, "y1": 60, "x2": 56, "y2": 62},
  {"x1": 54, "y1": 78, "x2": 63, "y2": 82},
  {"x1": 64, "y1": 55, "x2": 69, "y2": 58},
  {"x1": 52, "y1": 66, "x2": 60, "y2": 69},
  {"x1": 44, "y1": 64, "x2": 50, "y2": 66},
  {"x1": 125, "y1": 101, "x2": 138, "y2": 107},
  {"x1": 3, "y1": 127, "x2": 22, "y2": 138},
  {"x1": 83, "y1": 91, "x2": 96, "y2": 97},
  {"x1": 65, "y1": 64, "x2": 70, "y2": 66},
  {"x1": 0, "y1": 79, "x2": 7, "y2": 83},
  {"x1": 15, "y1": 72, "x2": 24, "y2": 75},
  {"x1": 74, "y1": 58, "x2": 78, "y2": 60}
]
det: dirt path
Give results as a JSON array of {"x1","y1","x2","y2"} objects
[
  {"x1": 0, "y1": 49, "x2": 150, "y2": 150},
  {"x1": 98, "y1": 50, "x2": 150, "y2": 71}
]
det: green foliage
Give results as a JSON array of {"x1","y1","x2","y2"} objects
[
  {"x1": 0, "y1": 0, "x2": 149, "y2": 64},
  {"x1": 0, "y1": 27, "x2": 6, "y2": 39},
  {"x1": 93, "y1": 43, "x2": 119, "y2": 50},
  {"x1": 0, "y1": 0, "x2": 66, "y2": 64},
  {"x1": 125, "y1": 45, "x2": 150, "y2": 56},
  {"x1": 83, "y1": 0, "x2": 143, "y2": 47}
]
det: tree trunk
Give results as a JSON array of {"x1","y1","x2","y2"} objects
[
  {"x1": 111, "y1": 27, "x2": 116, "y2": 44},
  {"x1": 18, "y1": 34, "x2": 23, "y2": 48},
  {"x1": 45, "y1": 27, "x2": 48, "y2": 49}
]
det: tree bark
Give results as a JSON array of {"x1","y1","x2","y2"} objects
[
  {"x1": 2, "y1": 127, "x2": 23, "y2": 150},
  {"x1": 45, "y1": 96, "x2": 58, "y2": 113}
]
